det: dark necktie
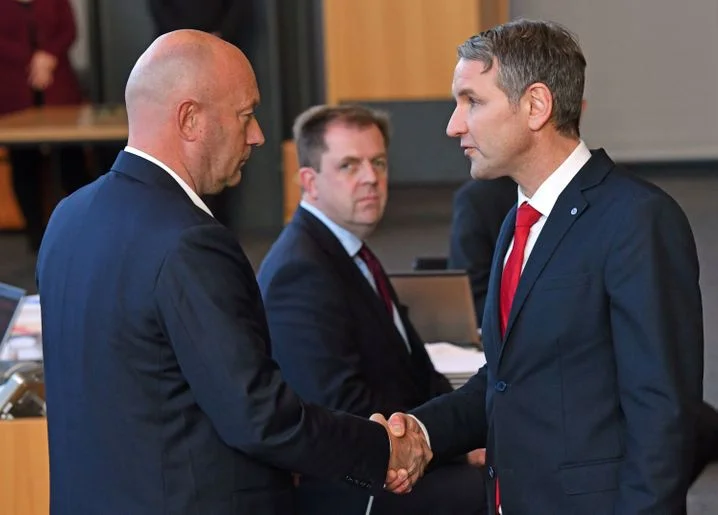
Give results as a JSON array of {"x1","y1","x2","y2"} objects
[
  {"x1": 496, "y1": 201, "x2": 541, "y2": 515},
  {"x1": 357, "y1": 244, "x2": 394, "y2": 314}
]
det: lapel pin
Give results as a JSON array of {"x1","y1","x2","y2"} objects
[{"x1": 570, "y1": 207, "x2": 578, "y2": 215}]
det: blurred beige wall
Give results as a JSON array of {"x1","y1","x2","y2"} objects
[{"x1": 512, "y1": 0, "x2": 718, "y2": 161}]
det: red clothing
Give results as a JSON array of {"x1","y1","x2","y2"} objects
[{"x1": 0, "y1": 0, "x2": 83, "y2": 116}]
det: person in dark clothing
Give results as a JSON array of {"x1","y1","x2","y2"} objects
[
  {"x1": 148, "y1": 0, "x2": 253, "y2": 49},
  {"x1": 448, "y1": 177, "x2": 516, "y2": 326}
]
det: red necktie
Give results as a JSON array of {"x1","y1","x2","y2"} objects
[
  {"x1": 499, "y1": 202, "x2": 542, "y2": 337},
  {"x1": 495, "y1": 202, "x2": 541, "y2": 514},
  {"x1": 358, "y1": 244, "x2": 394, "y2": 314}
]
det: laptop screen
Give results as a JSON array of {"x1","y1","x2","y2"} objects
[
  {"x1": 389, "y1": 271, "x2": 480, "y2": 346},
  {"x1": 0, "y1": 282, "x2": 27, "y2": 352}
]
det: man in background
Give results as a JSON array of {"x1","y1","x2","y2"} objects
[
  {"x1": 448, "y1": 177, "x2": 515, "y2": 326},
  {"x1": 258, "y1": 104, "x2": 486, "y2": 515}
]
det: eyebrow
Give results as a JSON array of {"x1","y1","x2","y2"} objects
[
  {"x1": 240, "y1": 99, "x2": 260, "y2": 113},
  {"x1": 455, "y1": 88, "x2": 477, "y2": 98},
  {"x1": 339, "y1": 152, "x2": 388, "y2": 162}
]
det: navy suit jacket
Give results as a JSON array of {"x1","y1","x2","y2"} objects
[
  {"x1": 257, "y1": 207, "x2": 455, "y2": 513},
  {"x1": 412, "y1": 150, "x2": 704, "y2": 514},
  {"x1": 258, "y1": 207, "x2": 453, "y2": 419},
  {"x1": 36, "y1": 151, "x2": 390, "y2": 515}
]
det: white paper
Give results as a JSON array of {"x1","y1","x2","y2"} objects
[
  {"x1": 3, "y1": 295, "x2": 43, "y2": 361},
  {"x1": 11, "y1": 295, "x2": 42, "y2": 336},
  {"x1": 424, "y1": 342, "x2": 486, "y2": 375}
]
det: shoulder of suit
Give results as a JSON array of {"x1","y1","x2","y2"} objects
[
  {"x1": 260, "y1": 223, "x2": 329, "y2": 274},
  {"x1": 603, "y1": 165, "x2": 679, "y2": 206}
]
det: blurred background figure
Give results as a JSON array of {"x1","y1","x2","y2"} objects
[
  {"x1": 148, "y1": 0, "x2": 253, "y2": 47},
  {"x1": 0, "y1": 0, "x2": 93, "y2": 253},
  {"x1": 448, "y1": 177, "x2": 516, "y2": 327}
]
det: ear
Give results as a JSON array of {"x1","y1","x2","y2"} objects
[
  {"x1": 177, "y1": 99, "x2": 200, "y2": 142},
  {"x1": 525, "y1": 82, "x2": 553, "y2": 132},
  {"x1": 298, "y1": 166, "x2": 319, "y2": 199}
]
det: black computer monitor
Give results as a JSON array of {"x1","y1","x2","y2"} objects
[{"x1": 389, "y1": 271, "x2": 480, "y2": 347}]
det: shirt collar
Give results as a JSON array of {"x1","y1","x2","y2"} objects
[
  {"x1": 124, "y1": 146, "x2": 214, "y2": 218},
  {"x1": 518, "y1": 140, "x2": 591, "y2": 217},
  {"x1": 299, "y1": 200, "x2": 363, "y2": 257}
]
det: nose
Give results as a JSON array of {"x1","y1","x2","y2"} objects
[
  {"x1": 446, "y1": 105, "x2": 465, "y2": 138},
  {"x1": 248, "y1": 117, "x2": 265, "y2": 147},
  {"x1": 359, "y1": 161, "x2": 380, "y2": 184}
]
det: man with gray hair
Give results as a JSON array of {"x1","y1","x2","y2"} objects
[{"x1": 382, "y1": 18, "x2": 704, "y2": 514}]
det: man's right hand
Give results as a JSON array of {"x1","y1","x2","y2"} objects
[{"x1": 370, "y1": 412, "x2": 433, "y2": 494}]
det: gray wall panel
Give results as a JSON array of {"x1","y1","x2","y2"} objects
[
  {"x1": 510, "y1": 0, "x2": 718, "y2": 161},
  {"x1": 354, "y1": 100, "x2": 471, "y2": 185}
]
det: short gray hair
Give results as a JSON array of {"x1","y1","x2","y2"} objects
[{"x1": 458, "y1": 19, "x2": 586, "y2": 137}]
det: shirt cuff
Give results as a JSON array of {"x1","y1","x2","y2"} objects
[{"x1": 408, "y1": 414, "x2": 431, "y2": 449}]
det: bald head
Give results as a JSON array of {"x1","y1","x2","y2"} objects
[
  {"x1": 123, "y1": 30, "x2": 264, "y2": 196},
  {"x1": 125, "y1": 30, "x2": 253, "y2": 131}
]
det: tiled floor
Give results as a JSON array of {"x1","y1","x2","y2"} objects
[{"x1": 1, "y1": 169, "x2": 717, "y2": 511}]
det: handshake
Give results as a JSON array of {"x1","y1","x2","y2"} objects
[{"x1": 370, "y1": 412, "x2": 433, "y2": 494}]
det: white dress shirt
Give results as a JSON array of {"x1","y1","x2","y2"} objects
[
  {"x1": 504, "y1": 140, "x2": 591, "y2": 269},
  {"x1": 124, "y1": 146, "x2": 214, "y2": 218},
  {"x1": 300, "y1": 201, "x2": 411, "y2": 352}
]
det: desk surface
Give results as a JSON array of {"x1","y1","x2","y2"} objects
[{"x1": 0, "y1": 105, "x2": 128, "y2": 144}]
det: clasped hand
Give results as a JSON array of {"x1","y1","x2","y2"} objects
[
  {"x1": 27, "y1": 50, "x2": 57, "y2": 91},
  {"x1": 370, "y1": 412, "x2": 432, "y2": 494}
]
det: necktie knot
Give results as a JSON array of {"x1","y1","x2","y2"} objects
[
  {"x1": 357, "y1": 244, "x2": 377, "y2": 265},
  {"x1": 516, "y1": 202, "x2": 542, "y2": 228}
]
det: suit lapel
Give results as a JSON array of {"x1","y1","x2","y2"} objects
[
  {"x1": 294, "y1": 208, "x2": 413, "y2": 356},
  {"x1": 498, "y1": 150, "x2": 613, "y2": 361},
  {"x1": 483, "y1": 206, "x2": 517, "y2": 364},
  {"x1": 500, "y1": 189, "x2": 587, "y2": 349}
]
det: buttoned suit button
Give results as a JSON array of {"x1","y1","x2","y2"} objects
[
  {"x1": 495, "y1": 381, "x2": 507, "y2": 392},
  {"x1": 488, "y1": 466, "x2": 495, "y2": 479}
]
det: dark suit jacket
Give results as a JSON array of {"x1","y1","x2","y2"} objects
[
  {"x1": 257, "y1": 207, "x2": 455, "y2": 513},
  {"x1": 412, "y1": 150, "x2": 704, "y2": 514},
  {"x1": 258, "y1": 207, "x2": 453, "y2": 418},
  {"x1": 36, "y1": 152, "x2": 390, "y2": 515},
  {"x1": 448, "y1": 177, "x2": 516, "y2": 326}
]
